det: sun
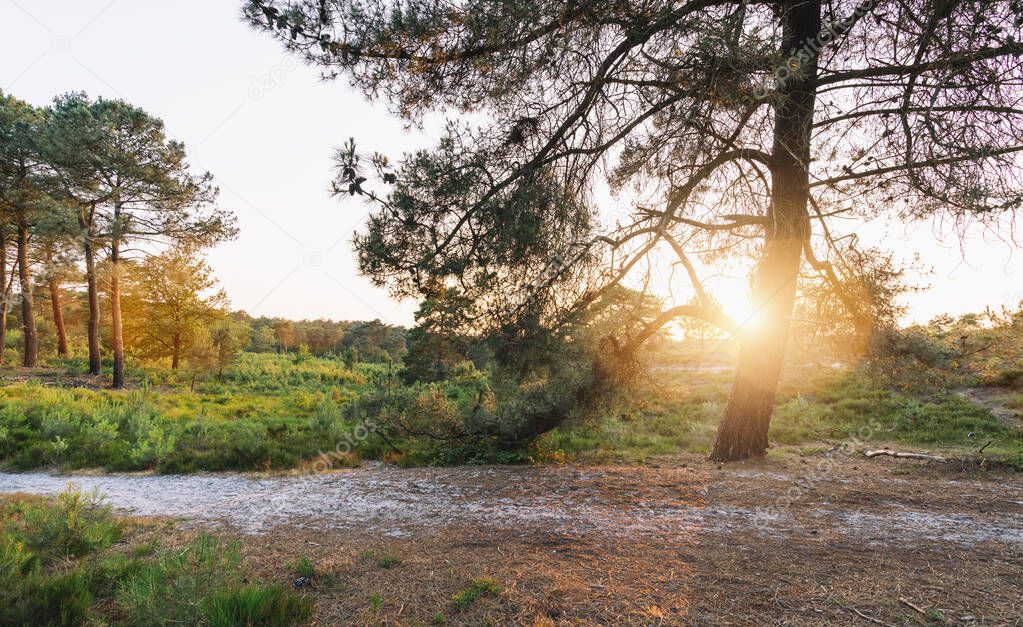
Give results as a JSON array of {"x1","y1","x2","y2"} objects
[{"x1": 712, "y1": 279, "x2": 761, "y2": 329}]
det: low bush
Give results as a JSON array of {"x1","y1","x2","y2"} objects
[
  {"x1": 981, "y1": 367, "x2": 1023, "y2": 389},
  {"x1": 0, "y1": 486, "x2": 312, "y2": 626}
]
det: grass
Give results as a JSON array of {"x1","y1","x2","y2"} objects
[
  {"x1": 287, "y1": 555, "x2": 317, "y2": 578},
  {"x1": 376, "y1": 553, "x2": 401, "y2": 569},
  {"x1": 537, "y1": 365, "x2": 1023, "y2": 468},
  {"x1": 202, "y1": 584, "x2": 312, "y2": 627},
  {"x1": 360, "y1": 549, "x2": 402, "y2": 569},
  {"x1": 451, "y1": 577, "x2": 500, "y2": 608},
  {"x1": 0, "y1": 485, "x2": 312, "y2": 626}
]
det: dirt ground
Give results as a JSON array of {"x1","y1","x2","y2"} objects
[
  {"x1": 239, "y1": 454, "x2": 1021, "y2": 626},
  {"x1": 7, "y1": 451, "x2": 1020, "y2": 625}
]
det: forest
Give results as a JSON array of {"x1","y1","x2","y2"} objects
[{"x1": 2, "y1": 0, "x2": 1023, "y2": 625}]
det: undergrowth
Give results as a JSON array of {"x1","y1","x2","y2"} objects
[
  {"x1": 0, "y1": 485, "x2": 312, "y2": 626},
  {"x1": 1, "y1": 353, "x2": 1020, "y2": 472}
]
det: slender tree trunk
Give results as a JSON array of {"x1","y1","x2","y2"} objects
[
  {"x1": 16, "y1": 215, "x2": 37, "y2": 368},
  {"x1": 110, "y1": 258, "x2": 124, "y2": 387},
  {"x1": 83, "y1": 231, "x2": 102, "y2": 375},
  {"x1": 49, "y1": 277, "x2": 69, "y2": 357},
  {"x1": 0, "y1": 229, "x2": 8, "y2": 367},
  {"x1": 110, "y1": 201, "x2": 125, "y2": 388},
  {"x1": 711, "y1": 0, "x2": 819, "y2": 461},
  {"x1": 171, "y1": 333, "x2": 181, "y2": 369},
  {"x1": 0, "y1": 305, "x2": 6, "y2": 367}
]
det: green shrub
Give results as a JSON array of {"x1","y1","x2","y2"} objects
[
  {"x1": 0, "y1": 564, "x2": 94, "y2": 626},
  {"x1": 0, "y1": 487, "x2": 117, "y2": 625},
  {"x1": 982, "y1": 367, "x2": 1023, "y2": 388},
  {"x1": 117, "y1": 533, "x2": 243, "y2": 624},
  {"x1": 21, "y1": 484, "x2": 120, "y2": 562},
  {"x1": 117, "y1": 533, "x2": 312, "y2": 625},
  {"x1": 0, "y1": 488, "x2": 313, "y2": 626}
]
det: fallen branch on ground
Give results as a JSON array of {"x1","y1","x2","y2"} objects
[
  {"x1": 843, "y1": 605, "x2": 896, "y2": 627},
  {"x1": 863, "y1": 449, "x2": 948, "y2": 462}
]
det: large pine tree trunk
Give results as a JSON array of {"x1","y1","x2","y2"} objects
[
  {"x1": 711, "y1": 0, "x2": 820, "y2": 461},
  {"x1": 711, "y1": 240, "x2": 803, "y2": 460},
  {"x1": 48, "y1": 277, "x2": 68, "y2": 357},
  {"x1": 83, "y1": 231, "x2": 102, "y2": 376},
  {"x1": 110, "y1": 202, "x2": 125, "y2": 388},
  {"x1": 16, "y1": 216, "x2": 38, "y2": 368}
]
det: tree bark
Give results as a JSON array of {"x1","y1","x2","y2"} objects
[
  {"x1": 83, "y1": 229, "x2": 102, "y2": 375},
  {"x1": 48, "y1": 277, "x2": 68, "y2": 357},
  {"x1": 217, "y1": 339, "x2": 226, "y2": 381},
  {"x1": 0, "y1": 228, "x2": 8, "y2": 367},
  {"x1": 711, "y1": 0, "x2": 820, "y2": 461},
  {"x1": 171, "y1": 333, "x2": 181, "y2": 369},
  {"x1": 110, "y1": 201, "x2": 125, "y2": 388},
  {"x1": 16, "y1": 215, "x2": 37, "y2": 368},
  {"x1": 0, "y1": 304, "x2": 6, "y2": 367}
]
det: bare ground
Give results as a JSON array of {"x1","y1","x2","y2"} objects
[
  {"x1": 959, "y1": 387, "x2": 1023, "y2": 431},
  {"x1": 2, "y1": 453, "x2": 1021, "y2": 625}
]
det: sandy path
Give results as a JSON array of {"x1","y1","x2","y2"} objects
[{"x1": 1, "y1": 460, "x2": 1020, "y2": 547}]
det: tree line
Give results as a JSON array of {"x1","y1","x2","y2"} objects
[
  {"x1": 0, "y1": 91, "x2": 234, "y2": 387},
  {"x1": 0, "y1": 90, "x2": 408, "y2": 383}
]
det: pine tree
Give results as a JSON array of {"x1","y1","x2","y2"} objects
[
  {"x1": 43, "y1": 93, "x2": 236, "y2": 387},
  {"x1": 246, "y1": 0, "x2": 1023, "y2": 458}
]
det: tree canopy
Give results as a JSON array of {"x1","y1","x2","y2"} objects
[
  {"x1": 246, "y1": 0, "x2": 1023, "y2": 458},
  {"x1": 122, "y1": 246, "x2": 230, "y2": 369}
]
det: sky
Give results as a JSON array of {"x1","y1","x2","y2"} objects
[{"x1": 2, "y1": 0, "x2": 1020, "y2": 328}]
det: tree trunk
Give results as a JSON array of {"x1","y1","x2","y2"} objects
[
  {"x1": 0, "y1": 228, "x2": 7, "y2": 366},
  {"x1": 171, "y1": 333, "x2": 181, "y2": 369},
  {"x1": 16, "y1": 216, "x2": 37, "y2": 368},
  {"x1": 83, "y1": 233, "x2": 102, "y2": 375},
  {"x1": 110, "y1": 202, "x2": 125, "y2": 388},
  {"x1": 78, "y1": 204, "x2": 103, "y2": 375},
  {"x1": 110, "y1": 255, "x2": 124, "y2": 387},
  {"x1": 49, "y1": 277, "x2": 68, "y2": 357},
  {"x1": 0, "y1": 305, "x2": 6, "y2": 367},
  {"x1": 711, "y1": 0, "x2": 820, "y2": 461},
  {"x1": 217, "y1": 341, "x2": 226, "y2": 381}
]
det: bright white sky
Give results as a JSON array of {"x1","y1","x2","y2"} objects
[{"x1": 2, "y1": 0, "x2": 1020, "y2": 327}]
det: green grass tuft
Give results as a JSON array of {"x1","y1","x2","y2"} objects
[
  {"x1": 451, "y1": 577, "x2": 500, "y2": 608},
  {"x1": 376, "y1": 553, "x2": 401, "y2": 569},
  {"x1": 287, "y1": 555, "x2": 317, "y2": 578},
  {"x1": 202, "y1": 584, "x2": 314, "y2": 627}
]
